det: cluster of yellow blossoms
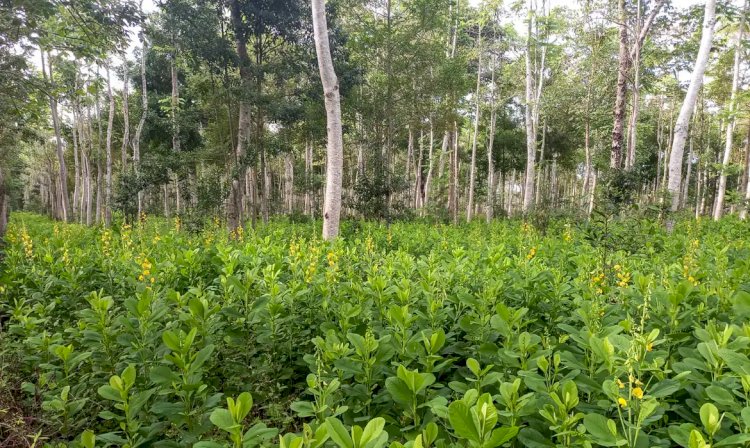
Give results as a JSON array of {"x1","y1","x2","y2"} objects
[
  {"x1": 229, "y1": 225, "x2": 244, "y2": 242},
  {"x1": 20, "y1": 227, "x2": 33, "y2": 259},
  {"x1": 100, "y1": 229, "x2": 112, "y2": 257},
  {"x1": 365, "y1": 235, "x2": 375, "y2": 253},
  {"x1": 326, "y1": 250, "x2": 339, "y2": 283},
  {"x1": 304, "y1": 244, "x2": 321, "y2": 284},
  {"x1": 682, "y1": 239, "x2": 700, "y2": 286},
  {"x1": 613, "y1": 264, "x2": 630, "y2": 287},
  {"x1": 563, "y1": 224, "x2": 573, "y2": 242},
  {"x1": 526, "y1": 246, "x2": 537, "y2": 261},
  {"x1": 616, "y1": 375, "x2": 645, "y2": 408},
  {"x1": 591, "y1": 271, "x2": 605, "y2": 294},
  {"x1": 137, "y1": 254, "x2": 155, "y2": 284}
]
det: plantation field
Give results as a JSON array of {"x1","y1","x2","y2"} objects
[{"x1": 2, "y1": 213, "x2": 750, "y2": 448}]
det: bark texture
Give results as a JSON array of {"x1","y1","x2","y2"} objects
[
  {"x1": 312, "y1": 0, "x2": 344, "y2": 240},
  {"x1": 667, "y1": 0, "x2": 717, "y2": 211}
]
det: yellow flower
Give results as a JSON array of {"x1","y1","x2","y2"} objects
[
  {"x1": 616, "y1": 379, "x2": 625, "y2": 389},
  {"x1": 614, "y1": 264, "x2": 621, "y2": 271},
  {"x1": 646, "y1": 342, "x2": 653, "y2": 352},
  {"x1": 632, "y1": 387, "x2": 644, "y2": 399},
  {"x1": 618, "y1": 397, "x2": 628, "y2": 408}
]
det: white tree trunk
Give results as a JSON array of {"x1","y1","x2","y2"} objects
[
  {"x1": 467, "y1": 25, "x2": 482, "y2": 222},
  {"x1": 42, "y1": 50, "x2": 71, "y2": 222},
  {"x1": 522, "y1": 0, "x2": 536, "y2": 213},
  {"x1": 105, "y1": 64, "x2": 115, "y2": 226},
  {"x1": 312, "y1": 0, "x2": 344, "y2": 240},
  {"x1": 121, "y1": 63, "x2": 130, "y2": 171},
  {"x1": 133, "y1": 34, "x2": 148, "y2": 218},
  {"x1": 713, "y1": 0, "x2": 746, "y2": 220},
  {"x1": 667, "y1": 0, "x2": 716, "y2": 211}
]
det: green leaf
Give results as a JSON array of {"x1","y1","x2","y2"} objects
[
  {"x1": 121, "y1": 365, "x2": 136, "y2": 388},
  {"x1": 97, "y1": 385, "x2": 122, "y2": 403},
  {"x1": 210, "y1": 408, "x2": 237, "y2": 431},
  {"x1": 517, "y1": 428, "x2": 554, "y2": 448},
  {"x1": 235, "y1": 392, "x2": 253, "y2": 421},
  {"x1": 467, "y1": 358, "x2": 481, "y2": 377},
  {"x1": 80, "y1": 430, "x2": 95, "y2": 448},
  {"x1": 359, "y1": 418, "x2": 385, "y2": 448},
  {"x1": 483, "y1": 427, "x2": 519, "y2": 448},
  {"x1": 385, "y1": 377, "x2": 413, "y2": 408},
  {"x1": 699, "y1": 403, "x2": 720, "y2": 436},
  {"x1": 192, "y1": 344, "x2": 215, "y2": 371},
  {"x1": 689, "y1": 430, "x2": 707, "y2": 448},
  {"x1": 705, "y1": 386, "x2": 736, "y2": 408},
  {"x1": 668, "y1": 423, "x2": 697, "y2": 448},
  {"x1": 162, "y1": 330, "x2": 181, "y2": 352},
  {"x1": 448, "y1": 400, "x2": 481, "y2": 443},
  {"x1": 714, "y1": 433, "x2": 750, "y2": 447},
  {"x1": 583, "y1": 414, "x2": 625, "y2": 447},
  {"x1": 326, "y1": 417, "x2": 353, "y2": 448}
]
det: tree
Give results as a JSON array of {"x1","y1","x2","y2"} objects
[
  {"x1": 667, "y1": 0, "x2": 717, "y2": 212},
  {"x1": 522, "y1": 0, "x2": 536, "y2": 213},
  {"x1": 312, "y1": 0, "x2": 343, "y2": 240},
  {"x1": 713, "y1": 0, "x2": 747, "y2": 220}
]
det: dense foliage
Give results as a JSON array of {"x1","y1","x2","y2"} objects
[{"x1": 2, "y1": 213, "x2": 750, "y2": 447}]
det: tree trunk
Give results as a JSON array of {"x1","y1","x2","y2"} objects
[
  {"x1": 105, "y1": 64, "x2": 115, "y2": 227},
  {"x1": 713, "y1": 0, "x2": 746, "y2": 220},
  {"x1": 85, "y1": 101, "x2": 94, "y2": 225},
  {"x1": 121, "y1": 63, "x2": 130, "y2": 171},
  {"x1": 424, "y1": 119, "x2": 435, "y2": 213},
  {"x1": 414, "y1": 128, "x2": 424, "y2": 209},
  {"x1": 170, "y1": 49, "x2": 181, "y2": 215},
  {"x1": 133, "y1": 33, "x2": 148, "y2": 218},
  {"x1": 740, "y1": 123, "x2": 750, "y2": 219},
  {"x1": 284, "y1": 152, "x2": 294, "y2": 214},
  {"x1": 625, "y1": 0, "x2": 641, "y2": 170},
  {"x1": 312, "y1": 0, "x2": 344, "y2": 240},
  {"x1": 682, "y1": 134, "x2": 693, "y2": 209},
  {"x1": 523, "y1": 0, "x2": 536, "y2": 213},
  {"x1": 486, "y1": 64, "x2": 497, "y2": 222},
  {"x1": 610, "y1": 0, "x2": 628, "y2": 170},
  {"x1": 667, "y1": 0, "x2": 716, "y2": 211},
  {"x1": 41, "y1": 49, "x2": 71, "y2": 222},
  {"x1": 228, "y1": 0, "x2": 252, "y2": 232},
  {"x1": 95, "y1": 67, "x2": 103, "y2": 224},
  {"x1": 467, "y1": 25, "x2": 482, "y2": 222},
  {"x1": 450, "y1": 123, "x2": 459, "y2": 224},
  {"x1": 0, "y1": 167, "x2": 7, "y2": 239},
  {"x1": 305, "y1": 139, "x2": 313, "y2": 217},
  {"x1": 72, "y1": 107, "x2": 80, "y2": 220}
]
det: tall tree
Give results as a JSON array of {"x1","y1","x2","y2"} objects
[
  {"x1": 667, "y1": 0, "x2": 717, "y2": 211},
  {"x1": 40, "y1": 49, "x2": 71, "y2": 222},
  {"x1": 610, "y1": 0, "x2": 628, "y2": 169},
  {"x1": 713, "y1": 0, "x2": 747, "y2": 220},
  {"x1": 312, "y1": 0, "x2": 343, "y2": 240},
  {"x1": 466, "y1": 22, "x2": 482, "y2": 222},
  {"x1": 522, "y1": 0, "x2": 536, "y2": 213}
]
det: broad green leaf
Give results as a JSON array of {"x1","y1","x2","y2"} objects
[
  {"x1": 448, "y1": 400, "x2": 480, "y2": 443},
  {"x1": 359, "y1": 417, "x2": 385, "y2": 448},
  {"x1": 699, "y1": 403, "x2": 720, "y2": 436},
  {"x1": 326, "y1": 417, "x2": 353, "y2": 448},
  {"x1": 483, "y1": 427, "x2": 519, "y2": 448},
  {"x1": 210, "y1": 408, "x2": 236, "y2": 431},
  {"x1": 583, "y1": 414, "x2": 625, "y2": 447}
]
